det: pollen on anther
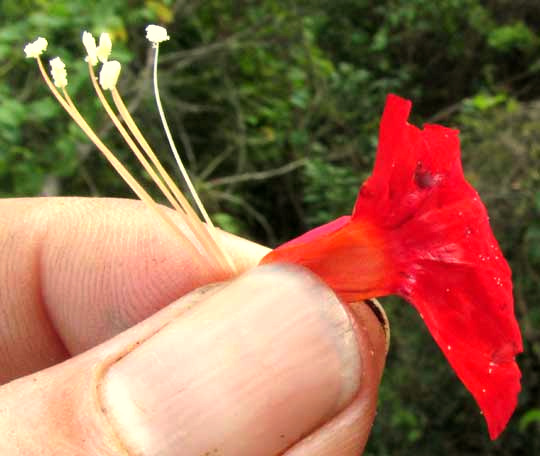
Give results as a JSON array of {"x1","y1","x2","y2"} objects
[
  {"x1": 82, "y1": 31, "x2": 98, "y2": 66},
  {"x1": 24, "y1": 37, "x2": 48, "y2": 58},
  {"x1": 97, "y1": 33, "x2": 112, "y2": 63},
  {"x1": 99, "y1": 60, "x2": 121, "y2": 90},
  {"x1": 146, "y1": 24, "x2": 170, "y2": 45},
  {"x1": 49, "y1": 57, "x2": 68, "y2": 88}
]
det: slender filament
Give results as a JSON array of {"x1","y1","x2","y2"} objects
[
  {"x1": 151, "y1": 44, "x2": 236, "y2": 271},
  {"x1": 109, "y1": 87, "x2": 231, "y2": 269}
]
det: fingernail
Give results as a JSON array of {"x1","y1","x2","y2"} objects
[
  {"x1": 347, "y1": 299, "x2": 389, "y2": 373},
  {"x1": 100, "y1": 264, "x2": 361, "y2": 456},
  {"x1": 363, "y1": 298, "x2": 390, "y2": 353}
]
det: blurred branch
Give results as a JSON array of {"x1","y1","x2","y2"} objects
[
  {"x1": 173, "y1": 0, "x2": 204, "y2": 19},
  {"x1": 168, "y1": 107, "x2": 197, "y2": 169},
  {"x1": 161, "y1": 14, "x2": 279, "y2": 71},
  {"x1": 222, "y1": 58, "x2": 247, "y2": 174},
  {"x1": 211, "y1": 189, "x2": 276, "y2": 243},
  {"x1": 426, "y1": 100, "x2": 464, "y2": 123},
  {"x1": 79, "y1": 163, "x2": 100, "y2": 196},
  {"x1": 206, "y1": 158, "x2": 307, "y2": 187},
  {"x1": 161, "y1": 37, "x2": 240, "y2": 65},
  {"x1": 199, "y1": 147, "x2": 233, "y2": 181},
  {"x1": 39, "y1": 174, "x2": 60, "y2": 196}
]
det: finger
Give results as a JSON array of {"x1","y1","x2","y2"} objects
[
  {"x1": 0, "y1": 265, "x2": 383, "y2": 456},
  {"x1": 283, "y1": 300, "x2": 387, "y2": 455},
  {"x1": 0, "y1": 197, "x2": 269, "y2": 384}
]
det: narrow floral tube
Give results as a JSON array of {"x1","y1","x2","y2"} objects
[{"x1": 261, "y1": 94, "x2": 522, "y2": 440}]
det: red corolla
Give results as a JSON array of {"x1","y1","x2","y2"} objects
[{"x1": 261, "y1": 94, "x2": 522, "y2": 440}]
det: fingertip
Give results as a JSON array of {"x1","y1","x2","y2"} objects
[
  {"x1": 100, "y1": 264, "x2": 362, "y2": 456},
  {"x1": 284, "y1": 300, "x2": 388, "y2": 456}
]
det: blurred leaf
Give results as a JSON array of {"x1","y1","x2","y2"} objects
[
  {"x1": 213, "y1": 212, "x2": 244, "y2": 235},
  {"x1": 519, "y1": 409, "x2": 540, "y2": 432},
  {"x1": 467, "y1": 92, "x2": 508, "y2": 111},
  {"x1": 488, "y1": 22, "x2": 537, "y2": 52}
]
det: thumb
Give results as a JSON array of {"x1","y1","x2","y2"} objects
[{"x1": 0, "y1": 265, "x2": 386, "y2": 456}]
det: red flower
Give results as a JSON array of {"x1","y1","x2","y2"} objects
[{"x1": 261, "y1": 94, "x2": 522, "y2": 439}]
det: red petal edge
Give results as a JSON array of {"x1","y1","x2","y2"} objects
[{"x1": 261, "y1": 94, "x2": 522, "y2": 439}]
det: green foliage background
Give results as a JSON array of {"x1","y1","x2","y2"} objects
[{"x1": 1, "y1": 0, "x2": 540, "y2": 453}]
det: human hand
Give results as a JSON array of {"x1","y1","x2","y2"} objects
[{"x1": 0, "y1": 197, "x2": 387, "y2": 455}]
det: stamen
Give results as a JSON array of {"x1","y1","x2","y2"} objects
[
  {"x1": 49, "y1": 57, "x2": 68, "y2": 88},
  {"x1": 147, "y1": 27, "x2": 235, "y2": 271},
  {"x1": 82, "y1": 31, "x2": 99, "y2": 66},
  {"x1": 25, "y1": 28, "x2": 237, "y2": 274},
  {"x1": 32, "y1": 56, "x2": 194, "y2": 253},
  {"x1": 111, "y1": 89, "x2": 194, "y2": 216},
  {"x1": 99, "y1": 60, "x2": 121, "y2": 91},
  {"x1": 90, "y1": 33, "x2": 230, "y2": 267},
  {"x1": 97, "y1": 33, "x2": 112, "y2": 63},
  {"x1": 24, "y1": 37, "x2": 48, "y2": 58},
  {"x1": 146, "y1": 25, "x2": 170, "y2": 45},
  {"x1": 91, "y1": 63, "x2": 229, "y2": 269},
  {"x1": 36, "y1": 58, "x2": 70, "y2": 109},
  {"x1": 108, "y1": 87, "x2": 230, "y2": 267}
]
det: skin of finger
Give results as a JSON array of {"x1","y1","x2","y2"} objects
[
  {"x1": 283, "y1": 301, "x2": 387, "y2": 455},
  {"x1": 0, "y1": 197, "x2": 268, "y2": 384},
  {"x1": 0, "y1": 267, "x2": 373, "y2": 456},
  {"x1": 101, "y1": 265, "x2": 362, "y2": 456},
  {"x1": 0, "y1": 283, "x2": 225, "y2": 456}
]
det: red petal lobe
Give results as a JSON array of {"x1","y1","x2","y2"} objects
[{"x1": 261, "y1": 94, "x2": 522, "y2": 439}]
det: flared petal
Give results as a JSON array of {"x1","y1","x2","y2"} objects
[{"x1": 261, "y1": 94, "x2": 522, "y2": 439}]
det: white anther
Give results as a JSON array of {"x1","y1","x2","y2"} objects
[
  {"x1": 146, "y1": 25, "x2": 169, "y2": 45},
  {"x1": 24, "y1": 37, "x2": 48, "y2": 58},
  {"x1": 49, "y1": 57, "x2": 68, "y2": 88},
  {"x1": 99, "y1": 60, "x2": 121, "y2": 90},
  {"x1": 97, "y1": 33, "x2": 112, "y2": 63},
  {"x1": 82, "y1": 31, "x2": 98, "y2": 66}
]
